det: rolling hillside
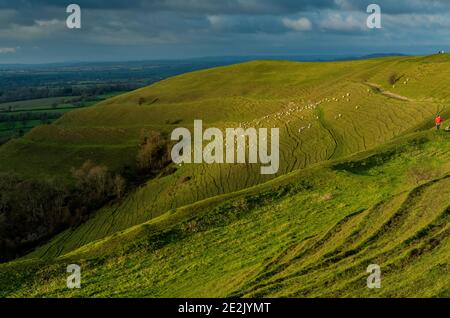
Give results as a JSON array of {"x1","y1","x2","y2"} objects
[
  {"x1": 1, "y1": 130, "x2": 449, "y2": 297},
  {"x1": 1, "y1": 55, "x2": 450, "y2": 297}
]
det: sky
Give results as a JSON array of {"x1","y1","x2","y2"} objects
[{"x1": 0, "y1": 0, "x2": 450, "y2": 64}]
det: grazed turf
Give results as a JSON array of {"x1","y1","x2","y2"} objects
[
  {"x1": 1, "y1": 130, "x2": 449, "y2": 297},
  {"x1": 1, "y1": 55, "x2": 450, "y2": 297}
]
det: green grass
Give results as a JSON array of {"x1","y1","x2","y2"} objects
[
  {"x1": 1, "y1": 55, "x2": 450, "y2": 297},
  {"x1": 1, "y1": 130, "x2": 449, "y2": 297},
  {"x1": 5, "y1": 56, "x2": 445, "y2": 257}
]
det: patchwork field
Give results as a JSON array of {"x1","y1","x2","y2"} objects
[
  {"x1": 0, "y1": 55, "x2": 449, "y2": 297},
  {"x1": 0, "y1": 93, "x2": 123, "y2": 145}
]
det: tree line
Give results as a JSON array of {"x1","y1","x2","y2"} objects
[
  {"x1": 0, "y1": 112, "x2": 63, "y2": 128},
  {"x1": 0, "y1": 129, "x2": 173, "y2": 262},
  {"x1": 0, "y1": 83, "x2": 137, "y2": 104},
  {"x1": 0, "y1": 161, "x2": 126, "y2": 261}
]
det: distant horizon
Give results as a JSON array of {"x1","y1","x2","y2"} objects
[{"x1": 0, "y1": 51, "x2": 424, "y2": 66}]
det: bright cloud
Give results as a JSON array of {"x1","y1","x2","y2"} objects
[
  {"x1": 282, "y1": 17, "x2": 312, "y2": 31},
  {"x1": 0, "y1": 47, "x2": 16, "y2": 54}
]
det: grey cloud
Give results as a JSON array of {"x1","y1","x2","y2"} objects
[{"x1": 0, "y1": 0, "x2": 449, "y2": 63}]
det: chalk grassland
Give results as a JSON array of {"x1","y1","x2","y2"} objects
[
  {"x1": 1, "y1": 130, "x2": 449, "y2": 297},
  {"x1": 7, "y1": 55, "x2": 449, "y2": 259},
  {"x1": 0, "y1": 55, "x2": 450, "y2": 297}
]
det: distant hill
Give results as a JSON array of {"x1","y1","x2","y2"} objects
[
  {"x1": 179, "y1": 53, "x2": 408, "y2": 63},
  {"x1": 0, "y1": 55, "x2": 449, "y2": 297}
]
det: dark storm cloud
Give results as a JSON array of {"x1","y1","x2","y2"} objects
[
  {"x1": 3, "y1": 0, "x2": 449, "y2": 14},
  {"x1": 0, "y1": 0, "x2": 337, "y2": 13},
  {"x1": 0, "y1": 0, "x2": 449, "y2": 63},
  {"x1": 339, "y1": 0, "x2": 450, "y2": 14}
]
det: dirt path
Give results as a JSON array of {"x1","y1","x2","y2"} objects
[{"x1": 365, "y1": 82, "x2": 412, "y2": 102}]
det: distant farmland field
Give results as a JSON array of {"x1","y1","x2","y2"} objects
[{"x1": 0, "y1": 92, "x2": 123, "y2": 144}]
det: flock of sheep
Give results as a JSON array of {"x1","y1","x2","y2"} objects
[{"x1": 238, "y1": 91, "x2": 360, "y2": 135}]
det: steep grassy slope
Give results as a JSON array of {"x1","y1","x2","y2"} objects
[
  {"x1": 1, "y1": 130, "x2": 449, "y2": 297},
  {"x1": 3, "y1": 56, "x2": 449, "y2": 179},
  {"x1": 1, "y1": 56, "x2": 450, "y2": 298},
  {"x1": 1, "y1": 56, "x2": 449, "y2": 261}
]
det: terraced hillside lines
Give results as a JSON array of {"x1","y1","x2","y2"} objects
[
  {"x1": 241, "y1": 176, "x2": 450, "y2": 298},
  {"x1": 1, "y1": 129, "x2": 449, "y2": 298},
  {"x1": 317, "y1": 108, "x2": 340, "y2": 159},
  {"x1": 2, "y1": 55, "x2": 450, "y2": 263},
  {"x1": 1, "y1": 56, "x2": 446, "y2": 179}
]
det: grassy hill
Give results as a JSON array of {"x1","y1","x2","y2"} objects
[
  {"x1": 0, "y1": 55, "x2": 450, "y2": 297},
  {"x1": 1, "y1": 130, "x2": 449, "y2": 297}
]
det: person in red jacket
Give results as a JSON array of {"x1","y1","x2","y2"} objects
[{"x1": 435, "y1": 114, "x2": 442, "y2": 130}]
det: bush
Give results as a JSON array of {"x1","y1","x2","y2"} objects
[
  {"x1": 389, "y1": 73, "x2": 401, "y2": 85},
  {"x1": 113, "y1": 175, "x2": 127, "y2": 199},
  {"x1": 136, "y1": 129, "x2": 172, "y2": 173}
]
